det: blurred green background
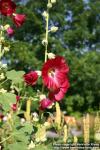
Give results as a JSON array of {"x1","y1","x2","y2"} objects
[{"x1": 2, "y1": 0, "x2": 100, "y2": 115}]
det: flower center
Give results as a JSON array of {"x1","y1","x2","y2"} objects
[{"x1": 48, "y1": 69, "x2": 55, "y2": 77}]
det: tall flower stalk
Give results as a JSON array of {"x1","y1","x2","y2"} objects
[{"x1": 45, "y1": 1, "x2": 49, "y2": 62}]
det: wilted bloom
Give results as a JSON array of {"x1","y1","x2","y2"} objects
[
  {"x1": 42, "y1": 56, "x2": 69, "y2": 90},
  {"x1": 12, "y1": 14, "x2": 26, "y2": 27},
  {"x1": 23, "y1": 71, "x2": 38, "y2": 86},
  {"x1": 39, "y1": 98, "x2": 53, "y2": 110},
  {"x1": 6, "y1": 27, "x2": 14, "y2": 36},
  {"x1": 0, "y1": 0, "x2": 16, "y2": 16}
]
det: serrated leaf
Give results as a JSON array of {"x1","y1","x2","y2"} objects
[
  {"x1": 0, "y1": 93, "x2": 16, "y2": 111},
  {"x1": 6, "y1": 70, "x2": 25, "y2": 84}
]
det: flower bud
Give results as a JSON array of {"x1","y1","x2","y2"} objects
[
  {"x1": 42, "y1": 39, "x2": 48, "y2": 46},
  {"x1": 47, "y1": 3, "x2": 52, "y2": 8},
  {"x1": 0, "y1": 36, "x2": 5, "y2": 42},
  {"x1": 3, "y1": 116, "x2": 8, "y2": 122},
  {"x1": 2, "y1": 63, "x2": 7, "y2": 68},
  {"x1": 20, "y1": 118, "x2": 25, "y2": 125},
  {"x1": 3, "y1": 47, "x2": 10, "y2": 52},
  {"x1": 4, "y1": 24, "x2": 10, "y2": 30},
  {"x1": 28, "y1": 141, "x2": 35, "y2": 149},
  {"x1": 32, "y1": 112, "x2": 39, "y2": 122},
  {"x1": 0, "y1": 73, "x2": 5, "y2": 80},
  {"x1": 40, "y1": 94, "x2": 46, "y2": 100},
  {"x1": 48, "y1": 53, "x2": 56, "y2": 59},
  {"x1": 10, "y1": 90, "x2": 15, "y2": 93},
  {"x1": 50, "y1": 26, "x2": 58, "y2": 32},
  {"x1": 44, "y1": 121, "x2": 51, "y2": 127},
  {"x1": 0, "y1": 88, "x2": 7, "y2": 93},
  {"x1": 51, "y1": 0, "x2": 56, "y2": 3},
  {"x1": 35, "y1": 71, "x2": 41, "y2": 76},
  {"x1": 42, "y1": 11, "x2": 48, "y2": 18}
]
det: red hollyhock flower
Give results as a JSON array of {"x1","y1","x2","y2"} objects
[
  {"x1": 42, "y1": 56, "x2": 69, "y2": 90},
  {"x1": 49, "y1": 79, "x2": 70, "y2": 101},
  {"x1": 6, "y1": 27, "x2": 14, "y2": 36},
  {"x1": 0, "y1": 0, "x2": 16, "y2": 16},
  {"x1": 23, "y1": 71, "x2": 38, "y2": 86},
  {"x1": 39, "y1": 98, "x2": 53, "y2": 110},
  {"x1": 13, "y1": 14, "x2": 26, "y2": 27}
]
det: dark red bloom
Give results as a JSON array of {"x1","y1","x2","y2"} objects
[
  {"x1": 23, "y1": 71, "x2": 38, "y2": 86},
  {"x1": 49, "y1": 79, "x2": 70, "y2": 101},
  {"x1": 39, "y1": 98, "x2": 53, "y2": 110},
  {"x1": 0, "y1": 113, "x2": 4, "y2": 120},
  {"x1": 0, "y1": 0, "x2": 16, "y2": 16},
  {"x1": 6, "y1": 27, "x2": 14, "y2": 36},
  {"x1": 13, "y1": 14, "x2": 26, "y2": 27},
  {"x1": 11, "y1": 103, "x2": 17, "y2": 111},
  {"x1": 16, "y1": 95, "x2": 20, "y2": 102},
  {"x1": 42, "y1": 56, "x2": 69, "y2": 90}
]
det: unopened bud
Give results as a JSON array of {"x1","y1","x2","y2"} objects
[
  {"x1": 2, "y1": 64, "x2": 7, "y2": 68},
  {"x1": 4, "y1": 24, "x2": 10, "y2": 30},
  {"x1": 0, "y1": 73, "x2": 5, "y2": 80},
  {"x1": 3, "y1": 116, "x2": 8, "y2": 122},
  {"x1": 36, "y1": 71, "x2": 41, "y2": 76},
  {"x1": 48, "y1": 53, "x2": 55, "y2": 59},
  {"x1": 40, "y1": 94, "x2": 46, "y2": 100},
  {"x1": 47, "y1": 3, "x2": 52, "y2": 8},
  {"x1": 51, "y1": 0, "x2": 56, "y2": 3},
  {"x1": 20, "y1": 118, "x2": 25, "y2": 125},
  {"x1": 44, "y1": 121, "x2": 51, "y2": 127},
  {"x1": 28, "y1": 141, "x2": 35, "y2": 149},
  {"x1": 0, "y1": 37, "x2": 5, "y2": 42},
  {"x1": 42, "y1": 39, "x2": 48, "y2": 46},
  {"x1": 0, "y1": 88, "x2": 7, "y2": 93},
  {"x1": 42, "y1": 11, "x2": 48, "y2": 18},
  {"x1": 3, "y1": 47, "x2": 10, "y2": 52},
  {"x1": 50, "y1": 26, "x2": 58, "y2": 32},
  {"x1": 10, "y1": 90, "x2": 15, "y2": 94}
]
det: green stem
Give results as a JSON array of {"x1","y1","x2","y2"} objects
[
  {"x1": 42, "y1": 0, "x2": 50, "y2": 93},
  {"x1": 0, "y1": 134, "x2": 13, "y2": 144},
  {"x1": 0, "y1": 79, "x2": 8, "y2": 86},
  {"x1": 45, "y1": 7, "x2": 49, "y2": 62}
]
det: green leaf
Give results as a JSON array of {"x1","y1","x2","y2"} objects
[
  {"x1": 6, "y1": 70, "x2": 25, "y2": 84},
  {"x1": 21, "y1": 122, "x2": 33, "y2": 134},
  {"x1": 7, "y1": 142, "x2": 27, "y2": 150},
  {"x1": 0, "y1": 93, "x2": 16, "y2": 111},
  {"x1": 14, "y1": 131, "x2": 29, "y2": 144}
]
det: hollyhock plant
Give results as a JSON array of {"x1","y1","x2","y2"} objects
[
  {"x1": 12, "y1": 14, "x2": 26, "y2": 27},
  {"x1": 23, "y1": 71, "x2": 38, "y2": 86},
  {"x1": 6, "y1": 27, "x2": 14, "y2": 36},
  {"x1": 39, "y1": 98, "x2": 53, "y2": 110},
  {"x1": 42, "y1": 56, "x2": 69, "y2": 90},
  {"x1": 0, "y1": 0, "x2": 16, "y2": 16}
]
